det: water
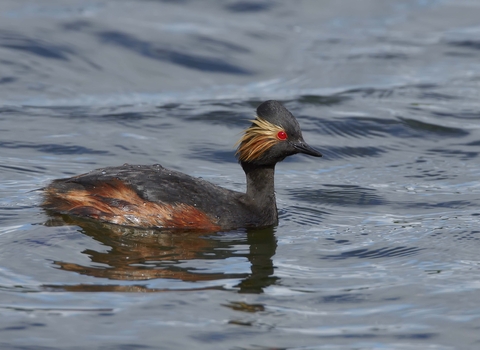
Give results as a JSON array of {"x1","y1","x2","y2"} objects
[{"x1": 1, "y1": 0, "x2": 480, "y2": 349}]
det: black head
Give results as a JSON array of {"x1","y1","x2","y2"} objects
[{"x1": 236, "y1": 100, "x2": 322, "y2": 166}]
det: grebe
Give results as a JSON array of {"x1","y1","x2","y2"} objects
[{"x1": 43, "y1": 100, "x2": 322, "y2": 230}]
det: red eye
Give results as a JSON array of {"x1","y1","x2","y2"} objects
[{"x1": 277, "y1": 130, "x2": 287, "y2": 140}]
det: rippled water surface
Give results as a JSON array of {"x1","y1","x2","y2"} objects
[{"x1": 1, "y1": 1, "x2": 480, "y2": 349}]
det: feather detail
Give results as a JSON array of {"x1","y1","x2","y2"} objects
[
  {"x1": 235, "y1": 117, "x2": 286, "y2": 162},
  {"x1": 43, "y1": 179, "x2": 221, "y2": 230}
]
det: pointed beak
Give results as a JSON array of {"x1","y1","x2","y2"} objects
[{"x1": 292, "y1": 140, "x2": 323, "y2": 157}]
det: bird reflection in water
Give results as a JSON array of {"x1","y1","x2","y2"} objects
[{"x1": 44, "y1": 214, "x2": 278, "y2": 294}]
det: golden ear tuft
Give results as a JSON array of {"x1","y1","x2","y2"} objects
[{"x1": 235, "y1": 117, "x2": 286, "y2": 162}]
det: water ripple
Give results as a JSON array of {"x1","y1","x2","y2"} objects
[
  {"x1": 280, "y1": 206, "x2": 329, "y2": 226},
  {"x1": 322, "y1": 146, "x2": 387, "y2": 159},
  {"x1": 399, "y1": 117, "x2": 469, "y2": 138},
  {"x1": 288, "y1": 185, "x2": 387, "y2": 207},
  {"x1": 0, "y1": 141, "x2": 109, "y2": 155},
  {"x1": 315, "y1": 115, "x2": 468, "y2": 141},
  {"x1": 320, "y1": 246, "x2": 423, "y2": 261},
  {"x1": 0, "y1": 31, "x2": 74, "y2": 60},
  {"x1": 315, "y1": 117, "x2": 404, "y2": 139},
  {"x1": 96, "y1": 30, "x2": 253, "y2": 75}
]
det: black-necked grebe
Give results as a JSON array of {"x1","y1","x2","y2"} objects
[{"x1": 43, "y1": 100, "x2": 322, "y2": 230}]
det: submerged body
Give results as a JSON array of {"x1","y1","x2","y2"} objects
[
  {"x1": 44, "y1": 163, "x2": 277, "y2": 230},
  {"x1": 43, "y1": 101, "x2": 322, "y2": 230}
]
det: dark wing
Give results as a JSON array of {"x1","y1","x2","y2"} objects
[{"x1": 43, "y1": 164, "x2": 250, "y2": 229}]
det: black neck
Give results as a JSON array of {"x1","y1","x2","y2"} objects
[{"x1": 241, "y1": 162, "x2": 277, "y2": 213}]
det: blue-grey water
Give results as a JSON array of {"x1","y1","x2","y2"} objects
[{"x1": 1, "y1": 1, "x2": 480, "y2": 349}]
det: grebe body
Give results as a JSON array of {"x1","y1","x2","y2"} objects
[{"x1": 43, "y1": 100, "x2": 322, "y2": 230}]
